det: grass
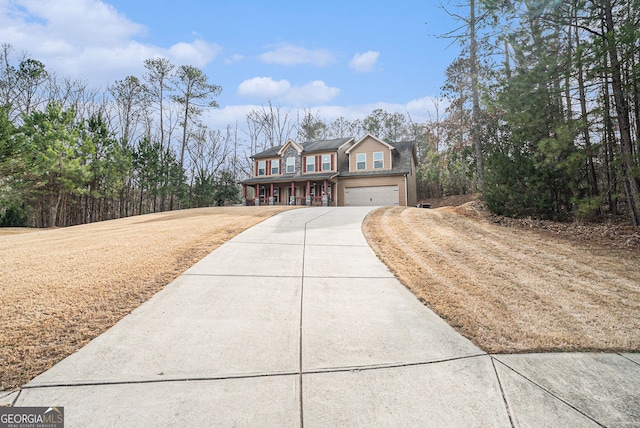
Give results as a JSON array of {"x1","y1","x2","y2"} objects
[
  {"x1": 3, "y1": 202, "x2": 638, "y2": 391},
  {"x1": 362, "y1": 205, "x2": 640, "y2": 354},
  {"x1": 0, "y1": 206, "x2": 296, "y2": 391}
]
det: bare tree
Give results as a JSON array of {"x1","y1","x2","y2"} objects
[
  {"x1": 144, "y1": 57, "x2": 175, "y2": 151},
  {"x1": 172, "y1": 65, "x2": 222, "y2": 171},
  {"x1": 108, "y1": 76, "x2": 150, "y2": 147},
  {"x1": 245, "y1": 101, "x2": 295, "y2": 152}
]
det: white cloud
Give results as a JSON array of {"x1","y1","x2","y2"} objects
[
  {"x1": 284, "y1": 80, "x2": 340, "y2": 105},
  {"x1": 237, "y1": 77, "x2": 340, "y2": 106},
  {"x1": 205, "y1": 96, "x2": 446, "y2": 132},
  {"x1": 0, "y1": 0, "x2": 221, "y2": 85},
  {"x1": 0, "y1": 0, "x2": 144, "y2": 50},
  {"x1": 237, "y1": 77, "x2": 291, "y2": 98},
  {"x1": 258, "y1": 43, "x2": 336, "y2": 67},
  {"x1": 168, "y1": 39, "x2": 222, "y2": 68},
  {"x1": 349, "y1": 51, "x2": 380, "y2": 73}
]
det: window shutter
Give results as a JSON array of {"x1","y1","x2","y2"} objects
[
  {"x1": 331, "y1": 154, "x2": 334, "y2": 171},
  {"x1": 316, "y1": 155, "x2": 321, "y2": 172},
  {"x1": 303, "y1": 156, "x2": 306, "y2": 172},
  {"x1": 255, "y1": 161, "x2": 258, "y2": 176},
  {"x1": 266, "y1": 160, "x2": 271, "y2": 176}
]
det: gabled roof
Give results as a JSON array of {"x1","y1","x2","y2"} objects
[
  {"x1": 301, "y1": 137, "x2": 354, "y2": 154},
  {"x1": 251, "y1": 145, "x2": 282, "y2": 159},
  {"x1": 339, "y1": 140, "x2": 416, "y2": 177},
  {"x1": 345, "y1": 134, "x2": 395, "y2": 154},
  {"x1": 251, "y1": 137, "x2": 355, "y2": 159},
  {"x1": 277, "y1": 139, "x2": 304, "y2": 156}
]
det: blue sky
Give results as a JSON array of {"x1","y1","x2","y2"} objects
[{"x1": 0, "y1": 0, "x2": 463, "y2": 127}]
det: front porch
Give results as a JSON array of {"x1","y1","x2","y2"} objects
[{"x1": 241, "y1": 176, "x2": 337, "y2": 207}]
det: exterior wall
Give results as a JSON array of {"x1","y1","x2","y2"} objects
[
  {"x1": 254, "y1": 157, "x2": 282, "y2": 177},
  {"x1": 302, "y1": 152, "x2": 336, "y2": 174},
  {"x1": 348, "y1": 136, "x2": 393, "y2": 172},
  {"x1": 337, "y1": 175, "x2": 408, "y2": 206}
]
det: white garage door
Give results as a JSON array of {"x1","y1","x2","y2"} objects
[{"x1": 345, "y1": 185, "x2": 399, "y2": 206}]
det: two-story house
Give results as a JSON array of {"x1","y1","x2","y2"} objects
[{"x1": 240, "y1": 134, "x2": 418, "y2": 207}]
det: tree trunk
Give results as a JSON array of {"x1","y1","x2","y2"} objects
[
  {"x1": 602, "y1": 70, "x2": 619, "y2": 215},
  {"x1": 603, "y1": 0, "x2": 639, "y2": 225},
  {"x1": 576, "y1": 27, "x2": 599, "y2": 199},
  {"x1": 469, "y1": 0, "x2": 484, "y2": 192}
]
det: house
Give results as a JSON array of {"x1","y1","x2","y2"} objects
[{"x1": 240, "y1": 134, "x2": 418, "y2": 207}]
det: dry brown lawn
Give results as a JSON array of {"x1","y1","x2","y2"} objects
[
  {"x1": 3, "y1": 202, "x2": 638, "y2": 391},
  {"x1": 0, "y1": 206, "x2": 296, "y2": 391},
  {"x1": 363, "y1": 205, "x2": 640, "y2": 354}
]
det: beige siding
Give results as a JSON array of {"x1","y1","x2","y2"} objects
[
  {"x1": 348, "y1": 136, "x2": 393, "y2": 172},
  {"x1": 337, "y1": 176, "x2": 408, "y2": 206}
]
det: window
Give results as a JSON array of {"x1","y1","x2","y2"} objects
[
  {"x1": 257, "y1": 160, "x2": 266, "y2": 176},
  {"x1": 356, "y1": 153, "x2": 366, "y2": 170},
  {"x1": 322, "y1": 154, "x2": 331, "y2": 171},
  {"x1": 373, "y1": 151, "x2": 384, "y2": 169},
  {"x1": 271, "y1": 159, "x2": 280, "y2": 175},
  {"x1": 286, "y1": 157, "x2": 295, "y2": 173},
  {"x1": 306, "y1": 156, "x2": 315, "y2": 172}
]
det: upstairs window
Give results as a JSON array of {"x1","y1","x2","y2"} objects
[
  {"x1": 271, "y1": 159, "x2": 280, "y2": 175},
  {"x1": 322, "y1": 154, "x2": 331, "y2": 171},
  {"x1": 373, "y1": 151, "x2": 384, "y2": 169},
  {"x1": 286, "y1": 157, "x2": 295, "y2": 173},
  {"x1": 257, "y1": 160, "x2": 266, "y2": 176},
  {"x1": 356, "y1": 153, "x2": 366, "y2": 170},
  {"x1": 306, "y1": 156, "x2": 315, "y2": 172}
]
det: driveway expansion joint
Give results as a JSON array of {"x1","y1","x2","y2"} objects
[
  {"x1": 490, "y1": 357, "x2": 516, "y2": 428},
  {"x1": 182, "y1": 273, "x2": 303, "y2": 278},
  {"x1": 21, "y1": 354, "x2": 493, "y2": 393},
  {"x1": 619, "y1": 352, "x2": 640, "y2": 367},
  {"x1": 490, "y1": 356, "x2": 606, "y2": 427}
]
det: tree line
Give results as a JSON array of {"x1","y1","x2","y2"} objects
[
  {"x1": 2, "y1": 0, "x2": 639, "y2": 228},
  {"x1": 0, "y1": 39, "x2": 449, "y2": 229},
  {"x1": 0, "y1": 47, "x2": 240, "y2": 227},
  {"x1": 442, "y1": 0, "x2": 640, "y2": 225}
]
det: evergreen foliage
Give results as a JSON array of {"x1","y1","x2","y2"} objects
[{"x1": 2, "y1": 0, "x2": 640, "y2": 228}]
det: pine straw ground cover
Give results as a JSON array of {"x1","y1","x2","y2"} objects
[
  {"x1": 0, "y1": 206, "x2": 296, "y2": 391},
  {"x1": 363, "y1": 204, "x2": 640, "y2": 354}
]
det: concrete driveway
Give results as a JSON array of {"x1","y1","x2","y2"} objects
[{"x1": 5, "y1": 207, "x2": 640, "y2": 426}]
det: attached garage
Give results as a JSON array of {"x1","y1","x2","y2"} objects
[{"x1": 344, "y1": 185, "x2": 399, "y2": 206}]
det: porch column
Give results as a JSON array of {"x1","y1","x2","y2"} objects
[
  {"x1": 242, "y1": 184, "x2": 247, "y2": 205},
  {"x1": 306, "y1": 180, "x2": 311, "y2": 206},
  {"x1": 255, "y1": 185, "x2": 260, "y2": 206},
  {"x1": 290, "y1": 181, "x2": 295, "y2": 205},
  {"x1": 269, "y1": 183, "x2": 274, "y2": 205},
  {"x1": 322, "y1": 179, "x2": 329, "y2": 207}
]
